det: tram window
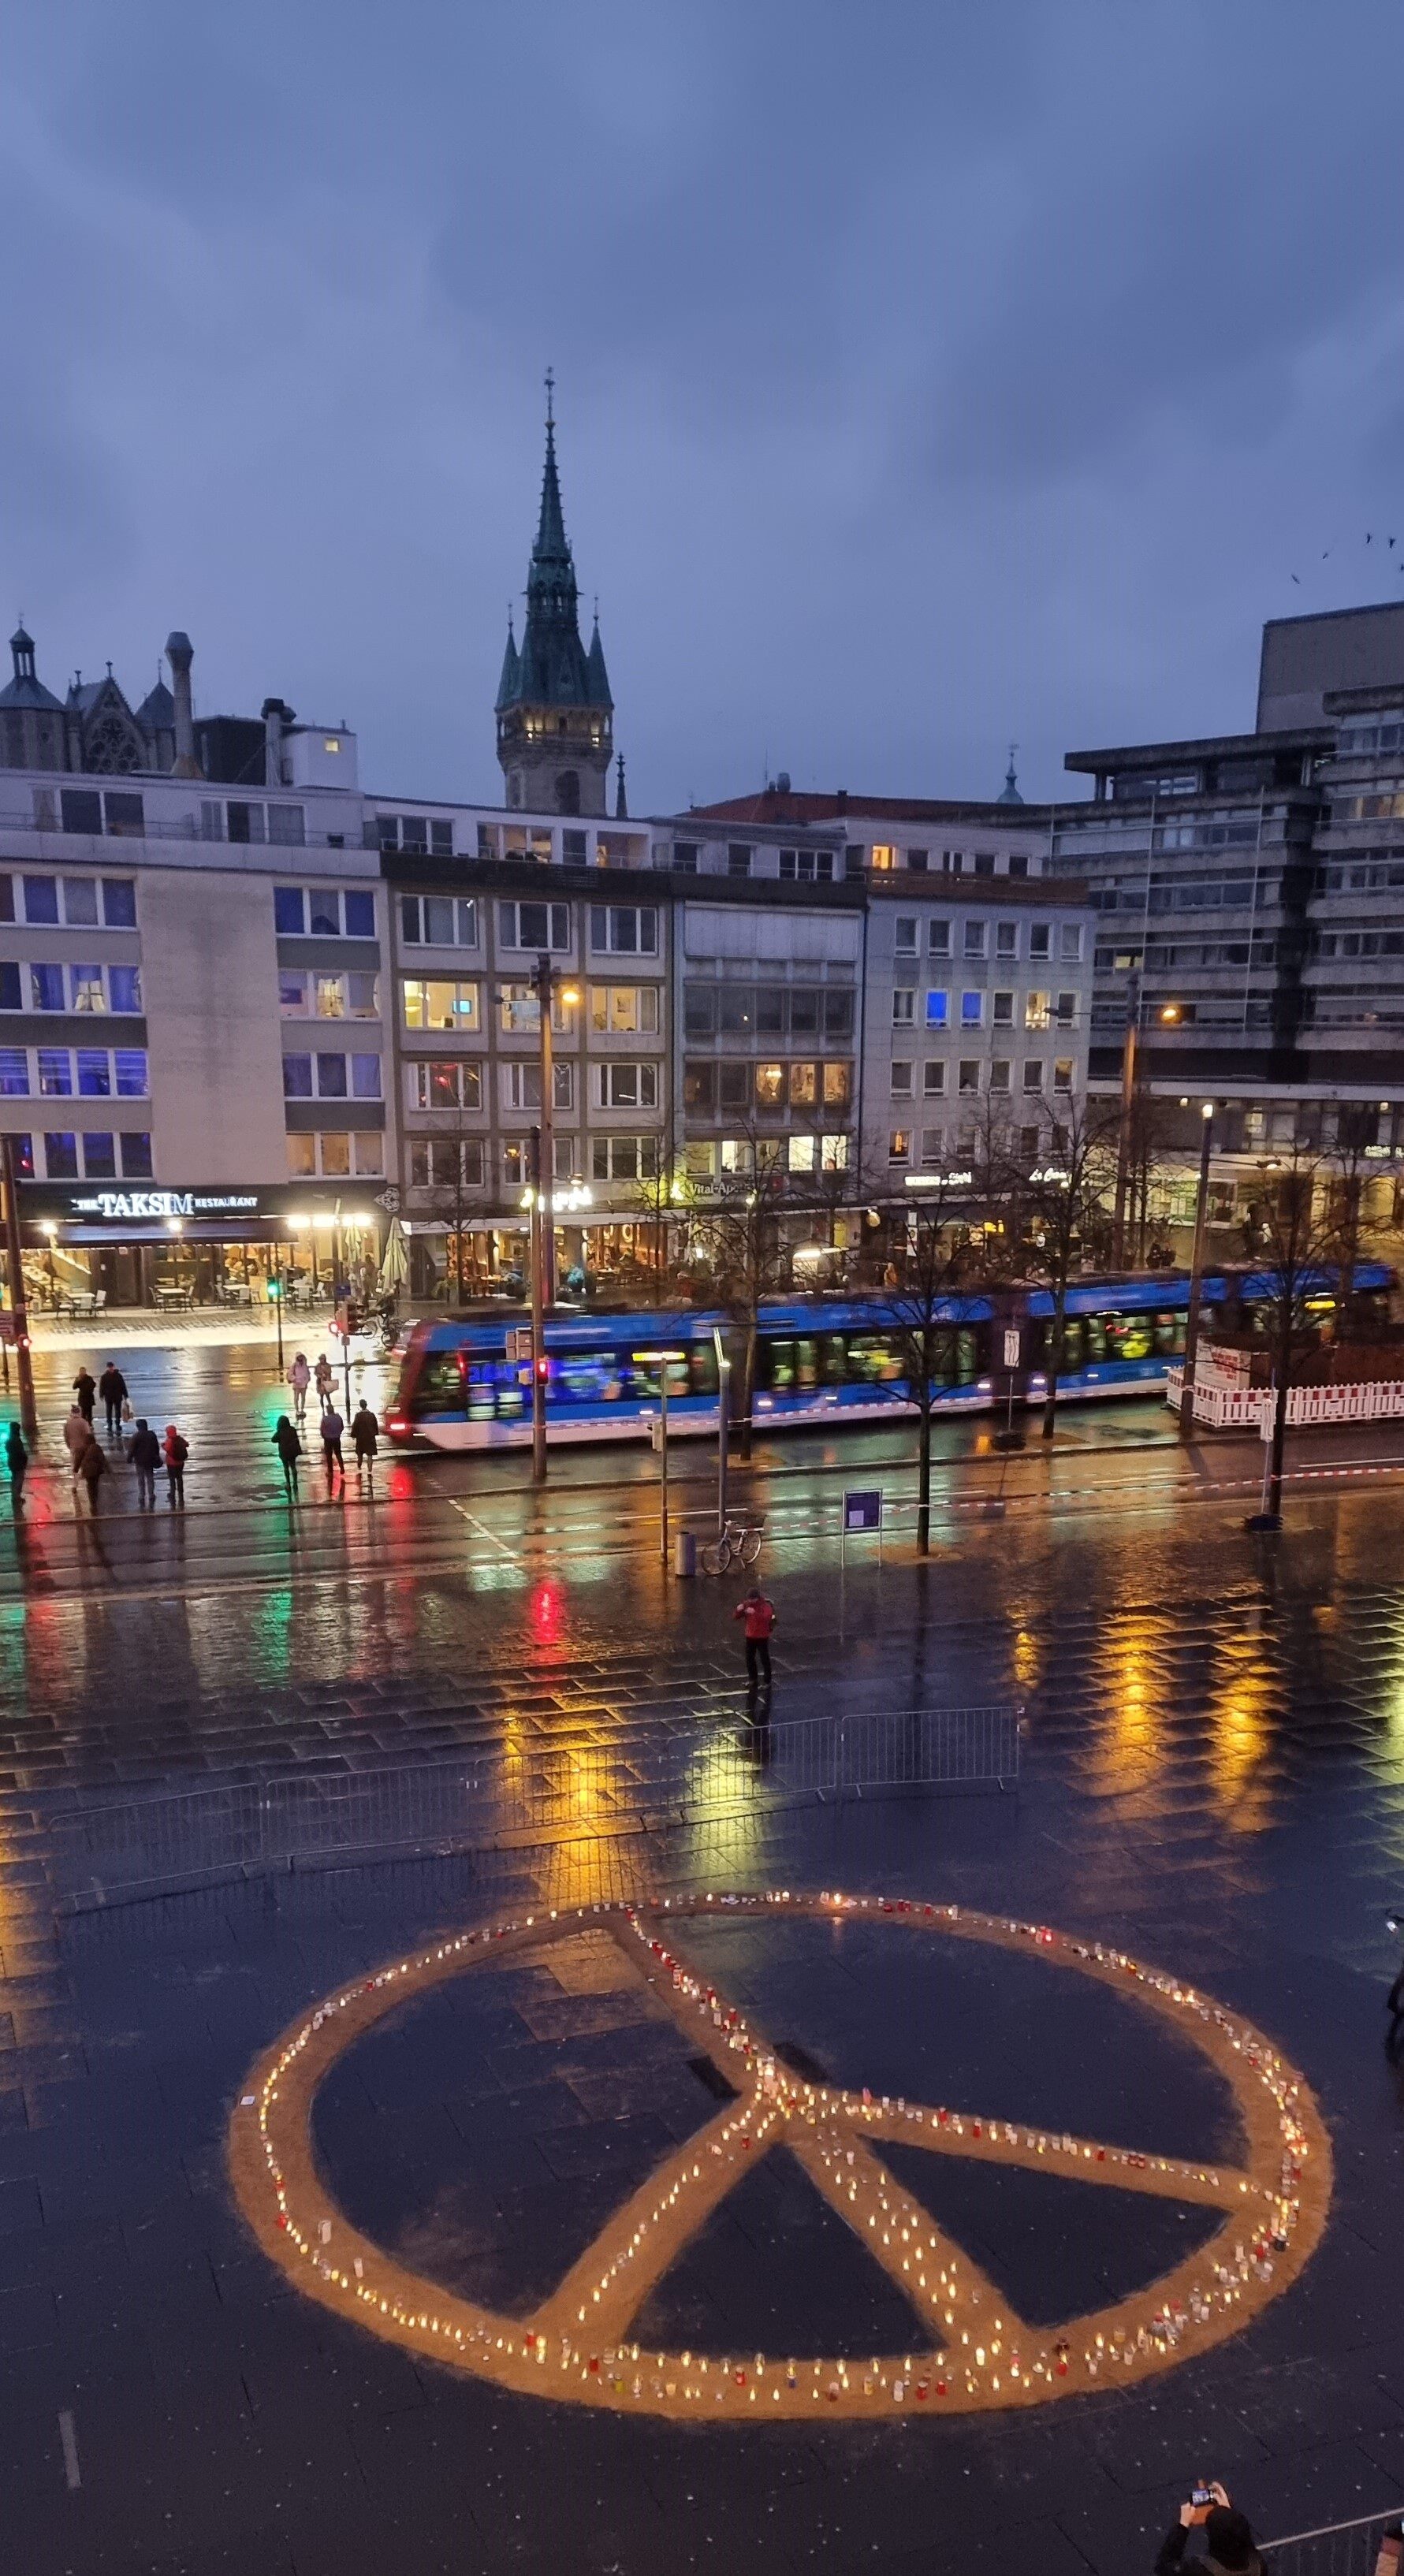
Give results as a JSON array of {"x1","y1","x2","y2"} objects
[
  {"x1": 419, "y1": 1353, "x2": 468, "y2": 1414},
  {"x1": 1084, "y1": 1316, "x2": 1108, "y2": 1363},
  {"x1": 954, "y1": 1328, "x2": 978, "y2": 1384},
  {"x1": 1104, "y1": 1312, "x2": 1154, "y2": 1362},
  {"x1": 767, "y1": 1339, "x2": 796, "y2": 1392},
  {"x1": 467, "y1": 1363, "x2": 497, "y2": 1421},
  {"x1": 818, "y1": 1335, "x2": 847, "y2": 1387},
  {"x1": 688, "y1": 1346, "x2": 720, "y2": 1398},
  {"x1": 794, "y1": 1337, "x2": 818, "y2": 1390},
  {"x1": 848, "y1": 1333, "x2": 905, "y2": 1385},
  {"x1": 1152, "y1": 1309, "x2": 1184, "y2": 1356},
  {"x1": 1056, "y1": 1317, "x2": 1085, "y2": 1371}
]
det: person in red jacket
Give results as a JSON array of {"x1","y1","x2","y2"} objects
[{"x1": 733, "y1": 1588, "x2": 776, "y2": 1694}]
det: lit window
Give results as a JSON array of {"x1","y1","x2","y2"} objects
[
  {"x1": 888, "y1": 1129, "x2": 911, "y2": 1163},
  {"x1": 961, "y1": 992, "x2": 983, "y2": 1028},
  {"x1": 925, "y1": 990, "x2": 949, "y2": 1029}
]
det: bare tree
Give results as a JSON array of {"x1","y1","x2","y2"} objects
[
  {"x1": 1004, "y1": 1093, "x2": 1120, "y2": 1440},
  {"x1": 688, "y1": 1126, "x2": 807, "y2": 1457},
  {"x1": 417, "y1": 1116, "x2": 488, "y2": 1305},
  {"x1": 879, "y1": 1165, "x2": 991, "y2": 1554},
  {"x1": 1237, "y1": 1146, "x2": 1347, "y2": 1523}
]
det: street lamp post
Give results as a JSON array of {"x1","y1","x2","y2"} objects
[
  {"x1": 1178, "y1": 1103, "x2": 1215, "y2": 1439},
  {"x1": 713, "y1": 1324, "x2": 731, "y2": 1536},
  {"x1": 270, "y1": 1241, "x2": 285, "y2": 1376},
  {"x1": 0, "y1": 1134, "x2": 37, "y2": 1442},
  {"x1": 1110, "y1": 970, "x2": 1141, "y2": 1270},
  {"x1": 525, "y1": 956, "x2": 581, "y2": 1488},
  {"x1": 637, "y1": 1349, "x2": 684, "y2": 1568}
]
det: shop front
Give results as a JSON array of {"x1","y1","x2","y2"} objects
[
  {"x1": 404, "y1": 1212, "x2": 668, "y2": 1305},
  {"x1": 14, "y1": 1180, "x2": 397, "y2": 1316}
]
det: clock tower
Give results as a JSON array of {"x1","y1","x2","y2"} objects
[{"x1": 495, "y1": 378, "x2": 614, "y2": 817}]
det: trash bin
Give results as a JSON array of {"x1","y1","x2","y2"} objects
[{"x1": 672, "y1": 1529, "x2": 697, "y2": 1578}]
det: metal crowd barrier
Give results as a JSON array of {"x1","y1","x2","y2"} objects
[
  {"x1": 1263, "y1": 2509, "x2": 1403, "y2": 2576},
  {"x1": 44, "y1": 1703, "x2": 1021, "y2": 1912}
]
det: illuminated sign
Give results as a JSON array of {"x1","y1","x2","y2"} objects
[{"x1": 69, "y1": 1190, "x2": 259, "y2": 1222}]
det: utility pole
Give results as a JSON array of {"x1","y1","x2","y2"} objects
[
  {"x1": 0, "y1": 1134, "x2": 37, "y2": 1442},
  {"x1": 1178, "y1": 1104, "x2": 1215, "y2": 1439},
  {"x1": 1111, "y1": 969, "x2": 1141, "y2": 1270}
]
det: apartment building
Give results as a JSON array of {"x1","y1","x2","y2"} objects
[
  {"x1": 382, "y1": 849, "x2": 668, "y2": 1294},
  {"x1": 1060, "y1": 602, "x2": 1404, "y2": 1233},
  {"x1": 862, "y1": 879, "x2": 1093, "y2": 1186},
  {"x1": 0, "y1": 704, "x2": 393, "y2": 1305}
]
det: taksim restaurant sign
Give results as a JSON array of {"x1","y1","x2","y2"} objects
[
  {"x1": 80, "y1": 1190, "x2": 258, "y2": 1220},
  {"x1": 19, "y1": 1180, "x2": 393, "y2": 1232}
]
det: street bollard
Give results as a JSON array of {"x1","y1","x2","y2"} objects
[{"x1": 672, "y1": 1529, "x2": 697, "y2": 1579}]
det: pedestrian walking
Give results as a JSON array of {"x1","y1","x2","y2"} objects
[
  {"x1": 73, "y1": 1366, "x2": 97, "y2": 1428},
  {"x1": 125, "y1": 1416, "x2": 161, "y2": 1509},
  {"x1": 272, "y1": 1415, "x2": 302, "y2": 1498},
  {"x1": 288, "y1": 1353, "x2": 311, "y2": 1425},
  {"x1": 351, "y1": 1400, "x2": 378, "y2": 1485},
  {"x1": 98, "y1": 1360, "x2": 128, "y2": 1441},
  {"x1": 314, "y1": 1354, "x2": 335, "y2": 1416},
  {"x1": 162, "y1": 1422, "x2": 188, "y2": 1509},
  {"x1": 62, "y1": 1405, "x2": 92, "y2": 1467},
  {"x1": 733, "y1": 1586, "x2": 776, "y2": 1696},
  {"x1": 319, "y1": 1404, "x2": 345, "y2": 1488},
  {"x1": 5, "y1": 1422, "x2": 26, "y2": 1515},
  {"x1": 74, "y1": 1437, "x2": 106, "y2": 1515}
]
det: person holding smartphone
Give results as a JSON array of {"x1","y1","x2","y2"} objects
[{"x1": 1154, "y1": 2483, "x2": 1266, "y2": 2575}]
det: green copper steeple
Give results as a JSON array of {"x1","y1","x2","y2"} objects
[{"x1": 495, "y1": 375, "x2": 615, "y2": 817}]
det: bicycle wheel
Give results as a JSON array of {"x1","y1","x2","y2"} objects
[
  {"x1": 738, "y1": 1525, "x2": 763, "y2": 1567},
  {"x1": 698, "y1": 1536, "x2": 732, "y2": 1576}
]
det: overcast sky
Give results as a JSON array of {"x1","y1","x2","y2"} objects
[{"x1": 4, "y1": 2, "x2": 1403, "y2": 813}]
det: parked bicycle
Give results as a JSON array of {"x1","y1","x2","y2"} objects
[{"x1": 698, "y1": 1517, "x2": 763, "y2": 1576}]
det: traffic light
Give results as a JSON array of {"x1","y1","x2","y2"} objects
[
  {"x1": 334, "y1": 1299, "x2": 359, "y2": 1339},
  {"x1": 267, "y1": 1277, "x2": 282, "y2": 1302},
  {"x1": 535, "y1": 1353, "x2": 549, "y2": 1383}
]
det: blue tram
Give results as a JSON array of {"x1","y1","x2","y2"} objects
[{"x1": 386, "y1": 1264, "x2": 1394, "y2": 1450}]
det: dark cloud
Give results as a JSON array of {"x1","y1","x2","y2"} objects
[{"x1": 2, "y1": 0, "x2": 1402, "y2": 808}]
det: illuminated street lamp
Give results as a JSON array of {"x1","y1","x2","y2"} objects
[
  {"x1": 1178, "y1": 1101, "x2": 1215, "y2": 1439},
  {"x1": 526, "y1": 954, "x2": 582, "y2": 1487}
]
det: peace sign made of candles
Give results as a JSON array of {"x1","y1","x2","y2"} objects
[{"x1": 229, "y1": 1890, "x2": 1331, "y2": 2421}]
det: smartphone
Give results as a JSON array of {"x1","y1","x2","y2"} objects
[{"x1": 1191, "y1": 2488, "x2": 1213, "y2": 2508}]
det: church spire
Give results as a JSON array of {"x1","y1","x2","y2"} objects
[
  {"x1": 494, "y1": 377, "x2": 615, "y2": 819},
  {"x1": 531, "y1": 369, "x2": 572, "y2": 581},
  {"x1": 495, "y1": 606, "x2": 520, "y2": 714}
]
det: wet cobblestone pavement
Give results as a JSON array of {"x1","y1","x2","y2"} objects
[{"x1": 6, "y1": 1414, "x2": 1404, "y2": 2570}]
